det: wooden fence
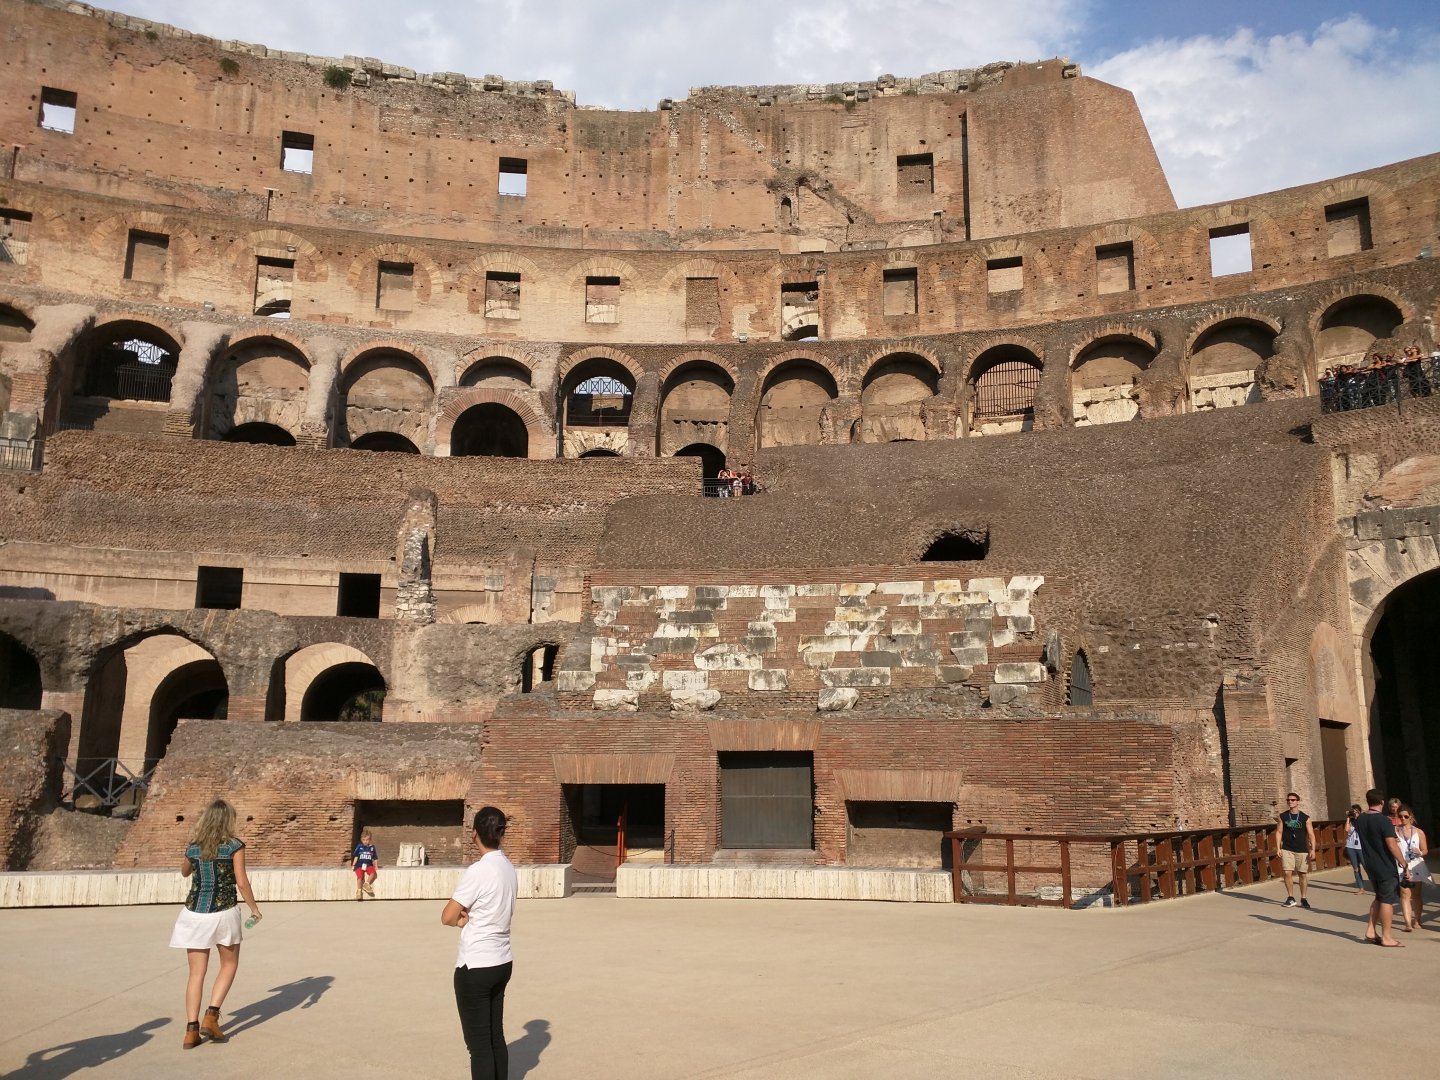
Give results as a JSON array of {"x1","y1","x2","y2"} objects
[{"x1": 944, "y1": 821, "x2": 1347, "y2": 909}]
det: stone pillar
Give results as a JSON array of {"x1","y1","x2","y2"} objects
[
  {"x1": 394, "y1": 487, "x2": 438, "y2": 625},
  {"x1": 1259, "y1": 319, "x2": 1311, "y2": 399},
  {"x1": 297, "y1": 335, "x2": 342, "y2": 449},
  {"x1": 822, "y1": 395, "x2": 861, "y2": 444},
  {"x1": 1136, "y1": 320, "x2": 1189, "y2": 419},
  {"x1": 1219, "y1": 686, "x2": 1284, "y2": 827},
  {"x1": 162, "y1": 321, "x2": 230, "y2": 438},
  {"x1": 0, "y1": 304, "x2": 95, "y2": 437},
  {"x1": 625, "y1": 369, "x2": 660, "y2": 457}
]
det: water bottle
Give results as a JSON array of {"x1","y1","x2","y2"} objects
[{"x1": 244, "y1": 913, "x2": 261, "y2": 930}]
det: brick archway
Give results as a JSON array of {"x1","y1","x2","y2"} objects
[{"x1": 435, "y1": 388, "x2": 552, "y2": 458}]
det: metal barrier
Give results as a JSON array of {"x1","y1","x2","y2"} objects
[
  {"x1": 63, "y1": 757, "x2": 154, "y2": 809},
  {"x1": 702, "y1": 478, "x2": 762, "y2": 497},
  {"x1": 0, "y1": 436, "x2": 40, "y2": 472},
  {"x1": 946, "y1": 821, "x2": 1346, "y2": 908},
  {"x1": 1320, "y1": 355, "x2": 1440, "y2": 413}
]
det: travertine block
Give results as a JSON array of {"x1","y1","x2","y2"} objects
[
  {"x1": 748, "y1": 669, "x2": 789, "y2": 691},
  {"x1": 662, "y1": 670, "x2": 709, "y2": 690},
  {"x1": 821, "y1": 667, "x2": 891, "y2": 688},
  {"x1": 994, "y1": 662, "x2": 1046, "y2": 684},
  {"x1": 817, "y1": 687, "x2": 859, "y2": 711},
  {"x1": 593, "y1": 689, "x2": 639, "y2": 711}
]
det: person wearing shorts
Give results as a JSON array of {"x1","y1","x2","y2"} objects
[
  {"x1": 352, "y1": 829, "x2": 379, "y2": 901},
  {"x1": 1276, "y1": 792, "x2": 1316, "y2": 909},
  {"x1": 1355, "y1": 788, "x2": 1406, "y2": 947}
]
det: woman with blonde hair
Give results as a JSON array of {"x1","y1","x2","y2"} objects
[{"x1": 168, "y1": 799, "x2": 262, "y2": 1048}]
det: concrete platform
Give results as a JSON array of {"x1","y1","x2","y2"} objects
[{"x1": 1, "y1": 870, "x2": 1434, "y2": 1079}]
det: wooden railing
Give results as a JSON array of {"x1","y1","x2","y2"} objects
[{"x1": 944, "y1": 821, "x2": 1347, "y2": 909}]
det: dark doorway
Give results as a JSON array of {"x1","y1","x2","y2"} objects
[
  {"x1": 521, "y1": 644, "x2": 558, "y2": 693},
  {"x1": 451, "y1": 403, "x2": 529, "y2": 458},
  {"x1": 225, "y1": 422, "x2": 295, "y2": 446},
  {"x1": 846, "y1": 801, "x2": 952, "y2": 868},
  {"x1": 301, "y1": 663, "x2": 386, "y2": 721},
  {"x1": 1319, "y1": 721, "x2": 1352, "y2": 821},
  {"x1": 719, "y1": 751, "x2": 813, "y2": 849},
  {"x1": 350, "y1": 431, "x2": 420, "y2": 453},
  {"x1": 147, "y1": 659, "x2": 228, "y2": 770},
  {"x1": 0, "y1": 633, "x2": 42, "y2": 709},
  {"x1": 675, "y1": 442, "x2": 726, "y2": 483},
  {"x1": 1369, "y1": 569, "x2": 1440, "y2": 829},
  {"x1": 354, "y1": 799, "x2": 466, "y2": 866}
]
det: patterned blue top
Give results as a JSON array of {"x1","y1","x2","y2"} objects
[{"x1": 184, "y1": 837, "x2": 245, "y2": 914}]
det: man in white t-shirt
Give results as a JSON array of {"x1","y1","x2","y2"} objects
[{"x1": 442, "y1": 807, "x2": 518, "y2": 1080}]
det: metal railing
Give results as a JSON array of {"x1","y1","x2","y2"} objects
[
  {"x1": 702, "y1": 478, "x2": 763, "y2": 497},
  {"x1": 945, "y1": 821, "x2": 1346, "y2": 908},
  {"x1": 1320, "y1": 355, "x2": 1440, "y2": 413},
  {"x1": 0, "y1": 435, "x2": 40, "y2": 472},
  {"x1": 63, "y1": 757, "x2": 154, "y2": 809}
]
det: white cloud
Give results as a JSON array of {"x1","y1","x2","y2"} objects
[{"x1": 1093, "y1": 16, "x2": 1440, "y2": 207}]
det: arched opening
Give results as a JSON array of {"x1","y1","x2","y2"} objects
[
  {"x1": 207, "y1": 337, "x2": 309, "y2": 440},
  {"x1": 921, "y1": 530, "x2": 989, "y2": 561},
  {"x1": 1188, "y1": 320, "x2": 1275, "y2": 411},
  {"x1": 579, "y1": 448, "x2": 620, "y2": 458},
  {"x1": 459, "y1": 356, "x2": 532, "y2": 389},
  {"x1": 778, "y1": 196, "x2": 794, "y2": 229},
  {"x1": 675, "y1": 442, "x2": 727, "y2": 489},
  {"x1": 1068, "y1": 651, "x2": 1093, "y2": 706},
  {"x1": 340, "y1": 349, "x2": 433, "y2": 450},
  {"x1": 1368, "y1": 569, "x2": 1440, "y2": 827},
  {"x1": 1316, "y1": 296, "x2": 1404, "y2": 373},
  {"x1": 521, "y1": 644, "x2": 559, "y2": 693},
  {"x1": 1071, "y1": 336, "x2": 1156, "y2": 426},
  {"x1": 0, "y1": 304, "x2": 34, "y2": 343},
  {"x1": 146, "y1": 658, "x2": 228, "y2": 770},
  {"x1": 300, "y1": 662, "x2": 386, "y2": 722},
  {"x1": 451, "y1": 403, "x2": 529, "y2": 458},
  {"x1": 659, "y1": 362, "x2": 733, "y2": 457},
  {"x1": 560, "y1": 359, "x2": 634, "y2": 458},
  {"x1": 758, "y1": 359, "x2": 837, "y2": 448},
  {"x1": 859, "y1": 354, "x2": 937, "y2": 443},
  {"x1": 0, "y1": 633, "x2": 42, "y2": 709},
  {"x1": 70, "y1": 321, "x2": 179, "y2": 408},
  {"x1": 969, "y1": 346, "x2": 1041, "y2": 436},
  {"x1": 225, "y1": 422, "x2": 295, "y2": 446},
  {"x1": 349, "y1": 431, "x2": 420, "y2": 454}
]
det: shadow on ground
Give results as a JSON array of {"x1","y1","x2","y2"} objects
[
  {"x1": 7, "y1": 1018, "x2": 169, "y2": 1079},
  {"x1": 510, "y1": 1018, "x2": 552, "y2": 1077},
  {"x1": 224, "y1": 975, "x2": 334, "y2": 1037}
]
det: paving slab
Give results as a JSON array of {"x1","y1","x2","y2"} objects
[{"x1": 0, "y1": 871, "x2": 1433, "y2": 1079}]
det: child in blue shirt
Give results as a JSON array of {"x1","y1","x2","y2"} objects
[{"x1": 352, "y1": 829, "x2": 379, "y2": 901}]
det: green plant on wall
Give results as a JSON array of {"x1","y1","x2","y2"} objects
[
  {"x1": 324, "y1": 65, "x2": 353, "y2": 89},
  {"x1": 219, "y1": 56, "x2": 240, "y2": 76}
]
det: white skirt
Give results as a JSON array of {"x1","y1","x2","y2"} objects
[{"x1": 169, "y1": 906, "x2": 244, "y2": 949}]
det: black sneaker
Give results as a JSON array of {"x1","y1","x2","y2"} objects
[
  {"x1": 1282, "y1": 897, "x2": 1297, "y2": 907},
  {"x1": 1300, "y1": 898, "x2": 1312, "y2": 910}
]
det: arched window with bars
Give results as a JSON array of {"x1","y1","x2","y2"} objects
[{"x1": 1068, "y1": 650, "x2": 1093, "y2": 706}]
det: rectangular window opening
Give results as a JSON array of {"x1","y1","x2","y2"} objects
[
  {"x1": 882, "y1": 267, "x2": 918, "y2": 316},
  {"x1": 376, "y1": 261, "x2": 415, "y2": 311},
  {"x1": 0, "y1": 210, "x2": 33, "y2": 266},
  {"x1": 124, "y1": 229, "x2": 169, "y2": 284},
  {"x1": 498, "y1": 157, "x2": 528, "y2": 197},
  {"x1": 780, "y1": 281, "x2": 820, "y2": 340},
  {"x1": 484, "y1": 270, "x2": 521, "y2": 320},
  {"x1": 1325, "y1": 198, "x2": 1373, "y2": 257},
  {"x1": 39, "y1": 87, "x2": 77, "y2": 134},
  {"x1": 685, "y1": 276, "x2": 721, "y2": 332},
  {"x1": 897, "y1": 152, "x2": 934, "y2": 195},
  {"x1": 1095, "y1": 242, "x2": 1135, "y2": 294},
  {"x1": 1208, "y1": 225, "x2": 1252, "y2": 277},
  {"x1": 280, "y1": 131, "x2": 315, "y2": 174},
  {"x1": 338, "y1": 572, "x2": 382, "y2": 618},
  {"x1": 986, "y1": 257, "x2": 1023, "y2": 294},
  {"x1": 719, "y1": 751, "x2": 815, "y2": 850},
  {"x1": 196, "y1": 566, "x2": 243, "y2": 610},
  {"x1": 585, "y1": 275, "x2": 620, "y2": 324},
  {"x1": 254, "y1": 256, "x2": 295, "y2": 317},
  {"x1": 354, "y1": 799, "x2": 467, "y2": 867}
]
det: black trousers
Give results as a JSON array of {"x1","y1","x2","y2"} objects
[{"x1": 454, "y1": 962, "x2": 512, "y2": 1080}]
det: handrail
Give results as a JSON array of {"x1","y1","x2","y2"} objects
[
  {"x1": 1320, "y1": 354, "x2": 1440, "y2": 413},
  {"x1": 945, "y1": 821, "x2": 1348, "y2": 909}
]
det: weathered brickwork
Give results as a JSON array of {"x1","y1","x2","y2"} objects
[{"x1": 0, "y1": 1, "x2": 1437, "y2": 874}]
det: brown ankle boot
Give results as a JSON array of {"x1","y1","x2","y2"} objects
[
  {"x1": 183, "y1": 1021, "x2": 202, "y2": 1049},
  {"x1": 201, "y1": 1007, "x2": 228, "y2": 1043}
]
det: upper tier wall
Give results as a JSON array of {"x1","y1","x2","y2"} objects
[{"x1": 0, "y1": 0, "x2": 1172, "y2": 248}]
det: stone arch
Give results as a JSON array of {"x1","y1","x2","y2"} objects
[
  {"x1": 1071, "y1": 221, "x2": 1161, "y2": 282},
  {"x1": 556, "y1": 346, "x2": 643, "y2": 388},
  {"x1": 207, "y1": 332, "x2": 311, "y2": 439},
  {"x1": 67, "y1": 317, "x2": 182, "y2": 411},
  {"x1": 1310, "y1": 176, "x2": 1398, "y2": 255},
  {"x1": 564, "y1": 256, "x2": 640, "y2": 290},
  {"x1": 121, "y1": 636, "x2": 228, "y2": 772},
  {"x1": 339, "y1": 339, "x2": 441, "y2": 385},
  {"x1": 225, "y1": 229, "x2": 324, "y2": 280},
  {"x1": 440, "y1": 605, "x2": 492, "y2": 625},
  {"x1": 458, "y1": 352, "x2": 535, "y2": 390},
  {"x1": 350, "y1": 431, "x2": 420, "y2": 454},
  {"x1": 338, "y1": 345, "x2": 434, "y2": 450},
  {"x1": 558, "y1": 350, "x2": 640, "y2": 458},
  {"x1": 345, "y1": 242, "x2": 443, "y2": 305},
  {"x1": 659, "y1": 355, "x2": 735, "y2": 457},
  {"x1": 1310, "y1": 291, "x2": 1409, "y2": 376},
  {"x1": 756, "y1": 355, "x2": 839, "y2": 449},
  {"x1": 87, "y1": 209, "x2": 202, "y2": 278},
  {"x1": 966, "y1": 340, "x2": 1044, "y2": 437},
  {"x1": 1069, "y1": 331, "x2": 1158, "y2": 427},
  {"x1": 435, "y1": 388, "x2": 548, "y2": 458},
  {"x1": 451, "y1": 402, "x2": 530, "y2": 458},
  {"x1": 282, "y1": 643, "x2": 385, "y2": 723},
  {"x1": 225, "y1": 422, "x2": 295, "y2": 446},
  {"x1": 975, "y1": 238, "x2": 1058, "y2": 292},
  {"x1": 658, "y1": 258, "x2": 730, "y2": 292},
  {"x1": 857, "y1": 351, "x2": 939, "y2": 444},
  {"x1": 0, "y1": 631, "x2": 43, "y2": 710},
  {"x1": 457, "y1": 251, "x2": 543, "y2": 317},
  {"x1": 0, "y1": 299, "x2": 37, "y2": 343},
  {"x1": 1185, "y1": 313, "x2": 1279, "y2": 412}
]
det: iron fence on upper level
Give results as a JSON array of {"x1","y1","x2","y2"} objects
[
  {"x1": 1320, "y1": 355, "x2": 1440, "y2": 413},
  {"x1": 0, "y1": 435, "x2": 41, "y2": 472}
]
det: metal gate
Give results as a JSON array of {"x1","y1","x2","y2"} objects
[
  {"x1": 719, "y1": 752, "x2": 813, "y2": 849},
  {"x1": 1068, "y1": 651, "x2": 1093, "y2": 706}
]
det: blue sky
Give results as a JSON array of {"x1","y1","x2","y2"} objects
[{"x1": 116, "y1": 1, "x2": 1440, "y2": 208}]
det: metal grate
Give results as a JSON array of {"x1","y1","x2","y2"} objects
[
  {"x1": 973, "y1": 360, "x2": 1040, "y2": 418},
  {"x1": 1068, "y1": 651, "x2": 1093, "y2": 706}
]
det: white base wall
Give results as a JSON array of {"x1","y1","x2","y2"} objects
[
  {"x1": 617, "y1": 865, "x2": 953, "y2": 902},
  {"x1": 0, "y1": 864, "x2": 572, "y2": 907}
]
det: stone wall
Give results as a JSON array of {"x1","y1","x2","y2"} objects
[{"x1": 0, "y1": 709, "x2": 68, "y2": 868}]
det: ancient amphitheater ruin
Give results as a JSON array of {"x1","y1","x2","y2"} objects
[{"x1": 2, "y1": 0, "x2": 1438, "y2": 900}]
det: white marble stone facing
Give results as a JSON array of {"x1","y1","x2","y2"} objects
[
  {"x1": 616, "y1": 865, "x2": 952, "y2": 902},
  {"x1": 1073, "y1": 383, "x2": 1140, "y2": 427},
  {"x1": 0, "y1": 865, "x2": 573, "y2": 907},
  {"x1": 1188, "y1": 369, "x2": 1259, "y2": 411}
]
